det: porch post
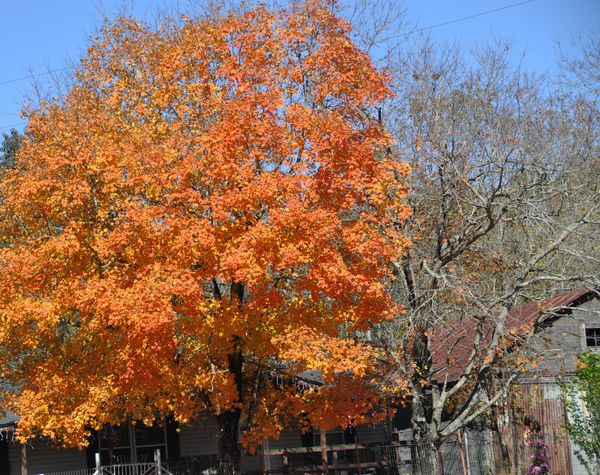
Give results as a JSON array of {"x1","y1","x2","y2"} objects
[
  {"x1": 262, "y1": 438, "x2": 270, "y2": 474},
  {"x1": 320, "y1": 430, "x2": 327, "y2": 473},
  {"x1": 355, "y1": 437, "x2": 361, "y2": 475},
  {"x1": 20, "y1": 444, "x2": 27, "y2": 475}
]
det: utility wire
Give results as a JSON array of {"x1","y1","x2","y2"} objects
[
  {"x1": 0, "y1": 0, "x2": 536, "y2": 130},
  {"x1": 0, "y1": 67, "x2": 72, "y2": 87},
  {"x1": 0, "y1": 0, "x2": 538, "y2": 89},
  {"x1": 410, "y1": 0, "x2": 536, "y2": 36},
  {"x1": 0, "y1": 122, "x2": 27, "y2": 131}
]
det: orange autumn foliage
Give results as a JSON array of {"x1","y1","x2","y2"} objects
[{"x1": 0, "y1": 1, "x2": 410, "y2": 449}]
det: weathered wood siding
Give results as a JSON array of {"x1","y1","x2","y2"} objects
[
  {"x1": 531, "y1": 295, "x2": 600, "y2": 375},
  {"x1": 511, "y1": 296, "x2": 600, "y2": 475},
  {"x1": 509, "y1": 382, "x2": 574, "y2": 475}
]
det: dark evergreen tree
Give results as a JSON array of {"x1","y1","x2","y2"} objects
[{"x1": 0, "y1": 128, "x2": 22, "y2": 171}]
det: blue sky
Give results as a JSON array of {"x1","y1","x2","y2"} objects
[{"x1": 0, "y1": 0, "x2": 598, "y2": 133}]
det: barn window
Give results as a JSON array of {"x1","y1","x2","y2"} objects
[{"x1": 585, "y1": 328, "x2": 600, "y2": 347}]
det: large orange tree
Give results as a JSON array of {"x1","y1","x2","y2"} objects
[{"x1": 0, "y1": 1, "x2": 410, "y2": 472}]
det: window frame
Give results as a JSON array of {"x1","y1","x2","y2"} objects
[
  {"x1": 585, "y1": 327, "x2": 600, "y2": 348},
  {"x1": 98, "y1": 421, "x2": 168, "y2": 464}
]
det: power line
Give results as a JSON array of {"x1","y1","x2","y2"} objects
[
  {"x1": 0, "y1": 122, "x2": 26, "y2": 131},
  {"x1": 0, "y1": 67, "x2": 72, "y2": 87},
  {"x1": 0, "y1": 0, "x2": 536, "y2": 92},
  {"x1": 0, "y1": 0, "x2": 538, "y2": 90},
  {"x1": 0, "y1": 0, "x2": 537, "y2": 130},
  {"x1": 410, "y1": 0, "x2": 536, "y2": 36}
]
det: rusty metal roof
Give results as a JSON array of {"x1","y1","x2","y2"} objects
[{"x1": 431, "y1": 288, "x2": 595, "y2": 382}]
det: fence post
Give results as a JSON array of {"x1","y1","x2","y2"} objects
[
  {"x1": 154, "y1": 449, "x2": 162, "y2": 475},
  {"x1": 332, "y1": 448, "x2": 339, "y2": 475},
  {"x1": 463, "y1": 431, "x2": 472, "y2": 475},
  {"x1": 94, "y1": 453, "x2": 101, "y2": 475},
  {"x1": 457, "y1": 432, "x2": 468, "y2": 475},
  {"x1": 262, "y1": 438, "x2": 269, "y2": 475}
]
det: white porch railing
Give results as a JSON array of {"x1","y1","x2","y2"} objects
[{"x1": 39, "y1": 450, "x2": 175, "y2": 475}]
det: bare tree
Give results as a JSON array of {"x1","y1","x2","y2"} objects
[
  {"x1": 558, "y1": 34, "x2": 600, "y2": 98},
  {"x1": 367, "y1": 38, "x2": 600, "y2": 473}
]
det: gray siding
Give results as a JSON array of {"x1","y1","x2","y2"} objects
[
  {"x1": 177, "y1": 416, "x2": 218, "y2": 457},
  {"x1": 573, "y1": 297, "x2": 600, "y2": 353},
  {"x1": 356, "y1": 422, "x2": 388, "y2": 445},
  {"x1": 263, "y1": 423, "x2": 303, "y2": 471},
  {"x1": 8, "y1": 440, "x2": 86, "y2": 475},
  {"x1": 529, "y1": 296, "x2": 600, "y2": 376},
  {"x1": 267, "y1": 423, "x2": 302, "y2": 450}
]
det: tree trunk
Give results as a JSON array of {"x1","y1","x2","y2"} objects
[
  {"x1": 415, "y1": 441, "x2": 444, "y2": 475},
  {"x1": 497, "y1": 423, "x2": 515, "y2": 474},
  {"x1": 216, "y1": 409, "x2": 242, "y2": 475},
  {"x1": 214, "y1": 283, "x2": 245, "y2": 475},
  {"x1": 495, "y1": 399, "x2": 516, "y2": 475},
  {"x1": 411, "y1": 383, "x2": 443, "y2": 475}
]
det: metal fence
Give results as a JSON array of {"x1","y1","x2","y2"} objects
[
  {"x1": 39, "y1": 469, "x2": 97, "y2": 475},
  {"x1": 35, "y1": 433, "x2": 591, "y2": 475},
  {"x1": 257, "y1": 434, "x2": 494, "y2": 474},
  {"x1": 163, "y1": 458, "x2": 218, "y2": 475},
  {"x1": 41, "y1": 465, "x2": 168, "y2": 475},
  {"x1": 379, "y1": 435, "x2": 495, "y2": 475}
]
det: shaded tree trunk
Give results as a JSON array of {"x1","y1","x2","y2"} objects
[
  {"x1": 216, "y1": 407, "x2": 242, "y2": 475},
  {"x1": 216, "y1": 348, "x2": 244, "y2": 475},
  {"x1": 215, "y1": 283, "x2": 245, "y2": 475},
  {"x1": 497, "y1": 418, "x2": 516, "y2": 474},
  {"x1": 434, "y1": 443, "x2": 445, "y2": 475},
  {"x1": 415, "y1": 440, "x2": 444, "y2": 475}
]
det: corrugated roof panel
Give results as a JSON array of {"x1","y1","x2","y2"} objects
[{"x1": 431, "y1": 288, "x2": 594, "y2": 381}]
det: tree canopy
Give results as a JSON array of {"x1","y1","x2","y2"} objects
[{"x1": 0, "y1": 1, "x2": 410, "y2": 470}]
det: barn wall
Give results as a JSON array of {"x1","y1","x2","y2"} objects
[
  {"x1": 531, "y1": 296, "x2": 600, "y2": 375},
  {"x1": 510, "y1": 382, "x2": 574, "y2": 475},
  {"x1": 574, "y1": 297, "x2": 600, "y2": 354},
  {"x1": 267, "y1": 423, "x2": 302, "y2": 450},
  {"x1": 262, "y1": 423, "x2": 304, "y2": 471},
  {"x1": 511, "y1": 297, "x2": 600, "y2": 474}
]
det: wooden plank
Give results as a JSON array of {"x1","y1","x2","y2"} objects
[
  {"x1": 291, "y1": 461, "x2": 389, "y2": 472},
  {"x1": 261, "y1": 443, "x2": 368, "y2": 456}
]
